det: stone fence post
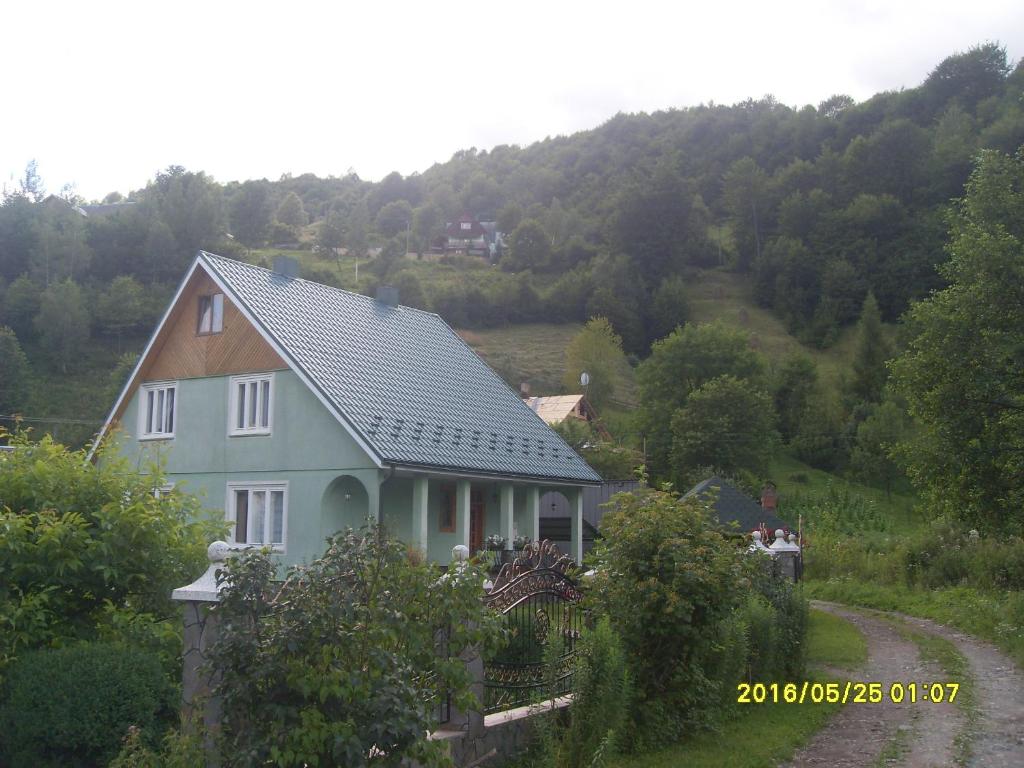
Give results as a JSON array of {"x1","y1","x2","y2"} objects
[
  {"x1": 444, "y1": 544, "x2": 485, "y2": 738},
  {"x1": 768, "y1": 529, "x2": 802, "y2": 582},
  {"x1": 171, "y1": 540, "x2": 230, "y2": 758}
]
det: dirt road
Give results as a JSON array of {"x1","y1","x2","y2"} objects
[{"x1": 779, "y1": 601, "x2": 1024, "y2": 768}]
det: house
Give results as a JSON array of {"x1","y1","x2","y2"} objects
[
  {"x1": 434, "y1": 213, "x2": 502, "y2": 259},
  {"x1": 523, "y1": 394, "x2": 610, "y2": 439},
  {"x1": 683, "y1": 476, "x2": 790, "y2": 535},
  {"x1": 96, "y1": 252, "x2": 601, "y2": 567}
]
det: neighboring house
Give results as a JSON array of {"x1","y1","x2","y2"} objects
[
  {"x1": 683, "y1": 476, "x2": 790, "y2": 534},
  {"x1": 96, "y1": 252, "x2": 601, "y2": 567},
  {"x1": 77, "y1": 201, "x2": 137, "y2": 218},
  {"x1": 523, "y1": 394, "x2": 610, "y2": 439},
  {"x1": 434, "y1": 213, "x2": 502, "y2": 259}
]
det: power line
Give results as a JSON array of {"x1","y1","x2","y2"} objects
[{"x1": 0, "y1": 414, "x2": 104, "y2": 426}]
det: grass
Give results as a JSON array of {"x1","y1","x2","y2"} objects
[
  {"x1": 684, "y1": 269, "x2": 898, "y2": 392},
  {"x1": 606, "y1": 608, "x2": 865, "y2": 768},
  {"x1": 805, "y1": 580, "x2": 1024, "y2": 668},
  {"x1": 768, "y1": 453, "x2": 920, "y2": 534},
  {"x1": 456, "y1": 323, "x2": 583, "y2": 396},
  {"x1": 806, "y1": 609, "x2": 868, "y2": 670}
]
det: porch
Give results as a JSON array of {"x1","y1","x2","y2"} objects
[{"x1": 320, "y1": 470, "x2": 587, "y2": 564}]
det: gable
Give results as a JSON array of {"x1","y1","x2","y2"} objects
[{"x1": 108, "y1": 266, "x2": 286, "y2": 429}]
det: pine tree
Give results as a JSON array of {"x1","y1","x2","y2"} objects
[{"x1": 850, "y1": 292, "x2": 891, "y2": 404}]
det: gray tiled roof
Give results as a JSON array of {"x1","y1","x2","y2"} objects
[
  {"x1": 200, "y1": 252, "x2": 601, "y2": 484},
  {"x1": 683, "y1": 476, "x2": 790, "y2": 532}
]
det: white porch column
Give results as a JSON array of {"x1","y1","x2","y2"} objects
[
  {"x1": 499, "y1": 484, "x2": 514, "y2": 550},
  {"x1": 526, "y1": 486, "x2": 540, "y2": 544},
  {"x1": 570, "y1": 488, "x2": 584, "y2": 564},
  {"x1": 412, "y1": 477, "x2": 429, "y2": 555},
  {"x1": 457, "y1": 479, "x2": 471, "y2": 549}
]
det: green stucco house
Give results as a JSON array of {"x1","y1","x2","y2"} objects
[{"x1": 98, "y1": 251, "x2": 601, "y2": 567}]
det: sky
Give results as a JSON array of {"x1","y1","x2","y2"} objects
[{"x1": 3, "y1": 0, "x2": 1023, "y2": 202}]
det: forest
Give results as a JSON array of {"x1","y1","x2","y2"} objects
[{"x1": 1, "y1": 42, "x2": 1023, "y2": 530}]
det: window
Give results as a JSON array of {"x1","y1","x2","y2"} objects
[
  {"x1": 139, "y1": 382, "x2": 176, "y2": 439},
  {"x1": 460, "y1": 221, "x2": 472, "y2": 231},
  {"x1": 228, "y1": 483, "x2": 287, "y2": 549},
  {"x1": 153, "y1": 483, "x2": 175, "y2": 499},
  {"x1": 197, "y1": 293, "x2": 224, "y2": 335},
  {"x1": 229, "y1": 374, "x2": 273, "y2": 435},
  {"x1": 439, "y1": 483, "x2": 456, "y2": 532}
]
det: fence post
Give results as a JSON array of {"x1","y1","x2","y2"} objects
[
  {"x1": 768, "y1": 529, "x2": 801, "y2": 582},
  {"x1": 446, "y1": 545, "x2": 486, "y2": 738},
  {"x1": 171, "y1": 541, "x2": 230, "y2": 761}
]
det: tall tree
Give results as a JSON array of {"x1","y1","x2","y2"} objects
[
  {"x1": 773, "y1": 354, "x2": 819, "y2": 443},
  {"x1": 646, "y1": 276, "x2": 690, "y2": 343},
  {"x1": 345, "y1": 201, "x2": 370, "y2": 258},
  {"x1": 34, "y1": 279, "x2": 90, "y2": 373},
  {"x1": 374, "y1": 200, "x2": 413, "y2": 239},
  {"x1": 2, "y1": 275, "x2": 41, "y2": 341},
  {"x1": 850, "y1": 399, "x2": 910, "y2": 499},
  {"x1": 849, "y1": 291, "x2": 891, "y2": 404},
  {"x1": 0, "y1": 326, "x2": 31, "y2": 416},
  {"x1": 670, "y1": 375, "x2": 777, "y2": 481},
  {"x1": 892, "y1": 148, "x2": 1024, "y2": 531},
  {"x1": 637, "y1": 323, "x2": 764, "y2": 482},
  {"x1": 503, "y1": 219, "x2": 552, "y2": 272},
  {"x1": 145, "y1": 166, "x2": 223, "y2": 263},
  {"x1": 561, "y1": 317, "x2": 628, "y2": 413},
  {"x1": 18, "y1": 160, "x2": 45, "y2": 202},
  {"x1": 95, "y1": 276, "x2": 146, "y2": 352},
  {"x1": 228, "y1": 180, "x2": 274, "y2": 247},
  {"x1": 722, "y1": 157, "x2": 770, "y2": 271},
  {"x1": 275, "y1": 191, "x2": 308, "y2": 232}
]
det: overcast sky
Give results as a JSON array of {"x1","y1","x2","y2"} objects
[{"x1": 3, "y1": 0, "x2": 1023, "y2": 201}]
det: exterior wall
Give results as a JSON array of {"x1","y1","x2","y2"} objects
[
  {"x1": 110, "y1": 368, "x2": 592, "y2": 569},
  {"x1": 111, "y1": 369, "x2": 380, "y2": 568}
]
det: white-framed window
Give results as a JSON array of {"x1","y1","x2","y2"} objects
[
  {"x1": 460, "y1": 221, "x2": 472, "y2": 230},
  {"x1": 139, "y1": 381, "x2": 177, "y2": 439},
  {"x1": 227, "y1": 482, "x2": 287, "y2": 549},
  {"x1": 197, "y1": 293, "x2": 224, "y2": 335},
  {"x1": 229, "y1": 373, "x2": 273, "y2": 436},
  {"x1": 153, "y1": 483, "x2": 175, "y2": 499}
]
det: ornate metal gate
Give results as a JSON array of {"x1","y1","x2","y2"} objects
[{"x1": 483, "y1": 540, "x2": 583, "y2": 713}]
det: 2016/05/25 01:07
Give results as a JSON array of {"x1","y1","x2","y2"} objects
[{"x1": 737, "y1": 681, "x2": 960, "y2": 705}]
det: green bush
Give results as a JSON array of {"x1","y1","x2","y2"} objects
[
  {"x1": 561, "y1": 618, "x2": 632, "y2": 768},
  {"x1": 0, "y1": 642, "x2": 174, "y2": 768},
  {"x1": 209, "y1": 526, "x2": 504, "y2": 767},
  {"x1": 588, "y1": 487, "x2": 751, "y2": 745},
  {"x1": 0, "y1": 430, "x2": 221, "y2": 678}
]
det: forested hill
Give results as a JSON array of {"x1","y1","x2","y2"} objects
[{"x1": 1, "y1": 43, "x2": 1023, "y2": 443}]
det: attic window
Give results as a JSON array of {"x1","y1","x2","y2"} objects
[
  {"x1": 460, "y1": 221, "x2": 472, "y2": 230},
  {"x1": 197, "y1": 293, "x2": 224, "y2": 335}
]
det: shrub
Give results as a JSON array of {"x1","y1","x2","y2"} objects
[
  {"x1": 209, "y1": 526, "x2": 503, "y2": 767},
  {"x1": 588, "y1": 488, "x2": 749, "y2": 745},
  {"x1": 561, "y1": 618, "x2": 632, "y2": 768},
  {"x1": 0, "y1": 642, "x2": 174, "y2": 768},
  {"x1": 0, "y1": 430, "x2": 221, "y2": 678}
]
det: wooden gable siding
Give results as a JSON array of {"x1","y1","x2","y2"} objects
[
  {"x1": 146, "y1": 270, "x2": 285, "y2": 380},
  {"x1": 110, "y1": 267, "x2": 286, "y2": 427}
]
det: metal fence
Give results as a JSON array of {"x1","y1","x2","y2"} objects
[{"x1": 482, "y1": 540, "x2": 583, "y2": 714}]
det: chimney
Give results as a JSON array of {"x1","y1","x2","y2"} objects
[
  {"x1": 273, "y1": 255, "x2": 300, "y2": 278},
  {"x1": 519, "y1": 382, "x2": 531, "y2": 396},
  {"x1": 376, "y1": 285, "x2": 399, "y2": 307}
]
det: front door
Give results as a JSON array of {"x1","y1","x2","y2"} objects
[{"x1": 470, "y1": 489, "x2": 485, "y2": 553}]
